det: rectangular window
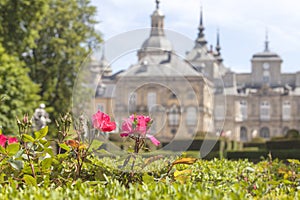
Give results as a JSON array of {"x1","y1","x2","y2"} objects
[
  {"x1": 186, "y1": 107, "x2": 197, "y2": 126},
  {"x1": 128, "y1": 92, "x2": 137, "y2": 112},
  {"x1": 240, "y1": 100, "x2": 247, "y2": 120},
  {"x1": 147, "y1": 92, "x2": 156, "y2": 110},
  {"x1": 97, "y1": 104, "x2": 105, "y2": 112},
  {"x1": 215, "y1": 105, "x2": 225, "y2": 120},
  {"x1": 168, "y1": 105, "x2": 180, "y2": 126},
  {"x1": 260, "y1": 101, "x2": 270, "y2": 121},
  {"x1": 282, "y1": 101, "x2": 291, "y2": 121}
]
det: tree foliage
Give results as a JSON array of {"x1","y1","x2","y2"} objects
[
  {"x1": 0, "y1": 0, "x2": 101, "y2": 133},
  {"x1": 0, "y1": 0, "x2": 46, "y2": 133},
  {"x1": 0, "y1": 0, "x2": 48, "y2": 55},
  {"x1": 0, "y1": 45, "x2": 40, "y2": 133},
  {"x1": 23, "y1": 0, "x2": 101, "y2": 121}
]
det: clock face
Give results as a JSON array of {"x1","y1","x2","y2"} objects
[{"x1": 263, "y1": 62, "x2": 269, "y2": 70}]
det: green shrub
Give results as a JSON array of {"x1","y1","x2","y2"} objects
[
  {"x1": 162, "y1": 139, "x2": 221, "y2": 152},
  {"x1": 226, "y1": 150, "x2": 269, "y2": 162},
  {"x1": 243, "y1": 141, "x2": 267, "y2": 150},
  {"x1": 285, "y1": 129, "x2": 300, "y2": 138},
  {"x1": 266, "y1": 139, "x2": 300, "y2": 150}
]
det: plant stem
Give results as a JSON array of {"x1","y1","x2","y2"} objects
[{"x1": 24, "y1": 144, "x2": 36, "y2": 178}]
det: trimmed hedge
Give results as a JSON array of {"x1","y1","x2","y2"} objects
[
  {"x1": 186, "y1": 150, "x2": 222, "y2": 160},
  {"x1": 270, "y1": 149, "x2": 300, "y2": 160},
  {"x1": 266, "y1": 139, "x2": 300, "y2": 150},
  {"x1": 243, "y1": 142, "x2": 267, "y2": 150},
  {"x1": 226, "y1": 149, "x2": 300, "y2": 162},
  {"x1": 162, "y1": 139, "x2": 221, "y2": 152},
  {"x1": 226, "y1": 150, "x2": 268, "y2": 162}
]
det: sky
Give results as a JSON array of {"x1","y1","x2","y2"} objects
[{"x1": 90, "y1": 0, "x2": 300, "y2": 73}]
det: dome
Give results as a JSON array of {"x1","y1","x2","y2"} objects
[
  {"x1": 141, "y1": 35, "x2": 173, "y2": 52},
  {"x1": 252, "y1": 36, "x2": 282, "y2": 61},
  {"x1": 152, "y1": 9, "x2": 164, "y2": 16},
  {"x1": 252, "y1": 51, "x2": 281, "y2": 59}
]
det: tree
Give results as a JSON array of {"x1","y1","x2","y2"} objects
[
  {"x1": 0, "y1": 0, "x2": 101, "y2": 133},
  {"x1": 0, "y1": 44, "x2": 40, "y2": 133},
  {"x1": 0, "y1": 0, "x2": 48, "y2": 56},
  {"x1": 0, "y1": 0, "x2": 47, "y2": 133},
  {"x1": 23, "y1": 0, "x2": 101, "y2": 122}
]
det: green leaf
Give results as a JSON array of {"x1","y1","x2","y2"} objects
[
  {"x1": 34, "y1": 126, "x2": 48, "y2": 139},
  {"x1": 41, "y1": 157, "x2": 52, "y2": 171},
  {"x1": 142, "y1": 174, "x2": 155, "y2": 183},
  {"x1": 22, "y1": 134, "x2": 35, "y2": 143},
  {"x1": 287, "y1": 159, "x2": 300, "y2": 165},
  {"x1": 174, "y1": 169, "x2": 192, "y2": 183},
  {"x1": 89, "y1": 139, "x2": 103, "y2": 152},
  {"x1": 58, "y1": 143, "x2": 71, "y2": 152},
  {"x1": 6, "y1": 143, "x2": 20, "y2": 156},
  {"x1": 13, "y1": 149, "x2": 24, "y2": 159},
  {"x1": 8, "y1": 159, "x2": 24, "y2": 171},
  {"x1": 0, "y1": 145, "x2": 6, "y2": 154},
  {"x1": 23, "y1": 174, "x2": 37, "y2": 186}
]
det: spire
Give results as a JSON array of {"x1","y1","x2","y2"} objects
[
  {"x1": 99, "y1": 45, "x2": 112, "y2": 76},
  {"x1": 200, "y1": 6, "x2": 203, "y2": 27},
  {"x1": 215, "y1": 29, "x2": 221, "y2": 53},
  {"x1": 150, "y1": 0, "x2": 165, "y2": 36},
  {"x1": 155, "y1": 0, "x2": 160, "y2": 10},
  {"x1": 214, "y1": 29, "x2": 223, "y2": 63},
  {"x1": 264, "y1": 29, "x2": 270, "y2": 52},
  {"x1": 196, "y1": 6, "x2": 207, "y2": 45}
]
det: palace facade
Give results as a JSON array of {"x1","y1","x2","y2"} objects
[{"x1": 91, "y1": 1, "x2": 300, "y2": 142}]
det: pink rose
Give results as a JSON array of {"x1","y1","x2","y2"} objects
[
  {"x1": 0, "y1": 134, "x2": 18, "y2": 148},
  {"x1": 136, "y1": 115, "x2": 152, "y2": 135},
  {"x1": 8, "y1": 137, "x2": 18, "y2": 144},
  {"x1": 0, "y1": 134, "x2": 7, "y2": 147},
  {"x1": 120, "y1": 118, "x2": 133, "y2": 137},
  {"x1": 92, "y1": 111, "x2": 116, "y2": 132},
  {"x1": 120, "y1": 115, "x2": 159, "y2": 145}
]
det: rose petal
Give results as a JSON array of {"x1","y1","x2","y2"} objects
[
  {"x1": 101, "y1": 121, "x2": 116, "y2": 132},
  {"x1": 146, "y1": 134, "x2": 160, "y2": 146},
  {"x1": 8, "y1": 137, "x2": 18, "y2": 144},
  {"x1": 92, "y1": 111, "x2": 116, "y2": 132},
  {"x1": 0, "y1": 134, "x2": 7, "y2": 147},
  {"x1": 120, "y1": 133, "x2": 129, "y2": 137}
]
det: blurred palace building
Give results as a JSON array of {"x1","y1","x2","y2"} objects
[{"x1": 89, "y1": 1, "x2": 300, "y2": 142}]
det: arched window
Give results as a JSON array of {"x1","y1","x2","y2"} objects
[
  {"x1": 186, "y1": 107, "x2": 197, "y2": 126},
  {"x1": 240, "y1": 126, "x2": 248, "y2": 142},
  {"x1": 282, "y1": 127, "x2": 289, "y2": 135},
  {"x1": 260, "y1": 127, "x2": 270, "y2": 139}
]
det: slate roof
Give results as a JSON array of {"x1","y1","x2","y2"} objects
[{"x1": 118, "y1": 52, "x2": 200, "y2": 77}]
